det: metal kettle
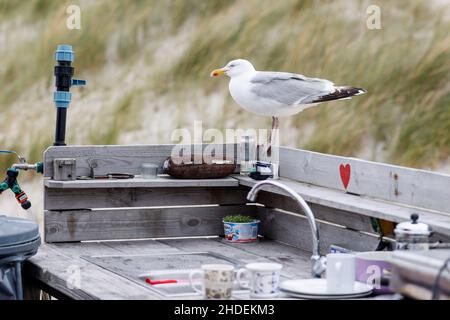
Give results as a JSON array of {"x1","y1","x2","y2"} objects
[{"x1": 394, "y1": 214, "x2": 433, "y2": 250}]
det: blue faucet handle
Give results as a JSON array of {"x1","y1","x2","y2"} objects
[{"x1": 72, "y1": 79, "x2": 87, "y2": 86}]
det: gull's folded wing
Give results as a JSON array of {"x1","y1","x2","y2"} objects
[{"x1": 249, "y1": 72, "x2": 335, "y2": 106}]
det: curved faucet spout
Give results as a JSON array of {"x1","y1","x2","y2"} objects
[{"x1": 247, "y1": 180, "x2": 326, "y2": 278}]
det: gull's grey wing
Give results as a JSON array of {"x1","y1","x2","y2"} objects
[{"x1": 249, "y1": 72, "x2": 335, "y2": 105}]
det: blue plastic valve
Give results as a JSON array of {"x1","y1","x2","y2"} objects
[
  {"x1": 55, "y1": 44, "x2": 75, "y2": 62},
  {"x1": 72, "y1": 79, "x2": 87, "y2": 86},
  {"x1": 53, "y1": 44, "x2": 86, "y2": 109}
]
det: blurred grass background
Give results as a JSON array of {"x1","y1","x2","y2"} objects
[{"x1": 0, "y1": 0, "x2": 449, "y2": 218}]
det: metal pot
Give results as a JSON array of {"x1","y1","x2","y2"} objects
[{"x1": 394, "y1": 214, "x2": 433, "y2": 250}]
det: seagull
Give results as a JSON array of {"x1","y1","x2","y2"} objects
[{"x1": 211, "y1": 59, "x2": 366, "y2": 154}]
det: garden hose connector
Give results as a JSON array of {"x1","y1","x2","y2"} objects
[
  {"x1": 0, "y1": 168, "x2": 32, "y2": 210},
  {"x1": 11, "y1": 183, "x2": 21, "y2": 194},
  {"x1": 16, "y1": 191, "x2": 31, "y2": 210},
  {"x1": 0, "y1": 150, "x2": 41, "y2": 211},
  {"x1": 0, "y1": 182, "x2": 8, "y2": 192},
  {"x1": 36, "y1": 162, "x2": 44, "y2": 174},
  {"x1": 53, "y1": 44, "x2": 86, "y2": 146}
]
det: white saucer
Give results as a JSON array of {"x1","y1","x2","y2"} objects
[{"x1": 280, "y1": 279, "x2": 373, "y2": 300}]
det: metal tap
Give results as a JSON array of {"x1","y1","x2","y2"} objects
[
  {"x1": 246, "y1": 180, "x2": 327, "y2": 278},
  {"x1": 0, "y1": 150, "x2": 43, "y2": 173},
  {"x1": 0, "y1": 150, "x2": 44, "y2": 211},
  {"x1": 0, "y1": 150, "x2": 26, "y2": 164}
]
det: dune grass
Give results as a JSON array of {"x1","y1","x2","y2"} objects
[{"x1": 0, "y1": 0, "x2": 449, "y2": 174}]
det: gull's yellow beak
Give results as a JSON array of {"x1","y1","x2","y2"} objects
[{"x1": 210, "y1": 68, "x2": 226, "y2": 77}]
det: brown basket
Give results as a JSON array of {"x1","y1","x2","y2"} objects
[{"x1": 163, "y1": 155, "x2": 236, "y2": 179}]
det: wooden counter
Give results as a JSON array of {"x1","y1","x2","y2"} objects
[{"x1": 24, "y1": 237, "x2": 396, "y2": 300}]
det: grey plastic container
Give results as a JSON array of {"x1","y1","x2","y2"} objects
[{"x1": 0, "y1": 215, "x2": 41, "y2": 300}]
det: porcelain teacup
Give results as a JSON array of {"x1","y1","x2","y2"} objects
[
  {"x1": 189, "y1": 264, "x2": 236, "y2": 299},
  {"x1": 237, "y1": 262, "x2": 283, "y2": 298}
]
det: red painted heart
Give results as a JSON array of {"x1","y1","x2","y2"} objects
[{"x1": 339, "y1": 164, "x2": 351, "y2": 189}]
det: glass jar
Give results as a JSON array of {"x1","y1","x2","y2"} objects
[
  {"x1": 141, "y1": 163, "x2": 159, "y2": 179},
  {"x1": 239, "y1": 134, "x2": 256, "y2": 175}
]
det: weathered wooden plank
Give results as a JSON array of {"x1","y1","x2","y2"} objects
[
  {"x1": 236, "y1": 175, "x2": 450, "y2": 237},
  {"x1": 280, "y1": 147, "x2": 450, "y2": 214},
  {"x1": 44, "y1": 241, "x2": 122, "y2": 255},
  {"x1": 157, "y1": 238, "x2": 312, "y2": 279},
  {"x1": 156, "y1": 238, "x2": 271, "y2": 264},
  {"x1": 43, "y1": 144, "x2": 239, "y2": 178},
  {"x1": 44, "y1": 186, "x2": 249, "y2": 210},
  {"x1": 256, "y1": 207, "x2": 381, "y2": 253},
  {"x1": 48, "y1": 239, "x2": 181, "y2": 257},
  {"x1": 25, "y1": 244, "x2": 161, "y2": 300},
  {"x1": 219, "y1": 239, "x2": 312, "y2": 279},
  {"x1": 98, "y1": 239, "x2": 181, "y2": 255},
  {"x1": 45, "y1": 205, "x2": 256, "y2": 242},
  {"x1": 249, "y1": 190, "x2": 375, "y2": 233},
  {"x1": 256, "y1": 189, "x2": 450, "y2": 243},
  {"x1": 44, "y1": 176, "x2": 239, "y2": 189}
]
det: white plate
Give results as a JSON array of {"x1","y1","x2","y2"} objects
[
  {"x1": 281, "y1": 290, "x2": 372, "y2": 300},
  {"x1": 280, "y1": 279, "x2": 373, "y2": 299}
]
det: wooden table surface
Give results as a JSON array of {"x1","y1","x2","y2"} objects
[
  {"x1": 24, "y1": 237, "x2": 398, "y2": 300},
  {"x1": 24, "y1": 238, "x2": 312, "y2": 300}
]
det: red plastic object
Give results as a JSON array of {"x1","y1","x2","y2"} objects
[{"x1": 145, "y1": 278, "x2": 178, "y2": 285}]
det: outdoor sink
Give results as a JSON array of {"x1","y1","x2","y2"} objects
[
  {"x1": 82, "y1": 251, "x2": 250, "y2": 297},
  {"x1": 138, "y1": 269, "x2": 249, "y2": 297}
]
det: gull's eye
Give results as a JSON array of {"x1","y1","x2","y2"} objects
[{"x1": 229, "y1": 64, "x2": 235, "y2": 68}]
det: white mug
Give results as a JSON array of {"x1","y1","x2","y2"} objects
[
  {"x1": 326, "y1": 253, "x2": 356, "y2": 293},
  {"x1": 189, "y1": 264, "x2": 235, "y2": 299},
  {"x1": 237, "y1": 262, "x2": 283, "y2": 298}
]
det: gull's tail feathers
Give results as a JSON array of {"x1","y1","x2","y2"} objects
[{"x1": 309, "y1": 86, "x2": 367, "y2": 104}]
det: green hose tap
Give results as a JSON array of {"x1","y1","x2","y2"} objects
[
  {"x1": 0, "y1": 181, "x2": 8, "y2": 191},
  {"x1": 0, "y1": 150, "x2": 43, "y2": 211}
]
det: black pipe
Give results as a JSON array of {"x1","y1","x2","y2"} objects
[
  {"x1": 53, "y1": 56, "x2": 74, "y2": 146},
  {"x1": 54, "y1": 108, "x2": 67, "y2": 146},
  {"x1": 52, "y1": 45, "x2": 85, "y2": 146}
]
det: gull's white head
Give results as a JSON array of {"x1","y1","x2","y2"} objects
[{"x1": 211, "y1": 59, "x2": 255, "y2": 78}]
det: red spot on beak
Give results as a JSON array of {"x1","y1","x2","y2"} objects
[{"x1": 211, "y1": 69, "x2": 225, "y2": 77}]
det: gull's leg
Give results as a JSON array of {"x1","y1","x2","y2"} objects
[{"x1": 267, "y1": 116, "x2": 279, "y2": 158}]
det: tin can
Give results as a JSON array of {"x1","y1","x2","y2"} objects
[{"x1": 223, "y1": 220, "x2": 260, "y2": 243}]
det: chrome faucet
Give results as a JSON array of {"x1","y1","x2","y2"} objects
[{"x1": 247, "y1": 180, "x2": 327, "y2": 278}]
